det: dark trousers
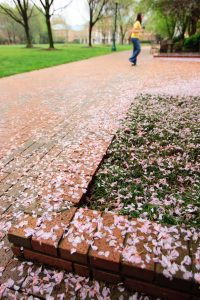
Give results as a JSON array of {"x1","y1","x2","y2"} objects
[{"x1": 129, "y1": 38, "x2": 141, "y2": 64}]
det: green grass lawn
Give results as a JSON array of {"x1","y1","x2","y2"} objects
[{"x1": 0, "y1": 43, "x2": 131, "y2": 78}]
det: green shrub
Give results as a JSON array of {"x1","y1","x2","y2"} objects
[
  {"x1": 173, "y1": 41, "x2": 183, "y2": 52},
  {"x1": 184, "y1": 32, "x2": 200, "y2": 52},
  {"x1": 173, "y1": 35, "x2": 182, "y2": 43},
  {"x1": 72, "y1": 39, "x2": 80, "y2": 44},
  {"x1": 54, "y1": 38, "x2": 65, "y2": 44}
]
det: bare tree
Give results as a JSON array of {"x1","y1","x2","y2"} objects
[
  {"x1": 33, "y1": 0, "x2": 55, "y2": 49},
  {"x1": 87, "y1": 0, "x2": 110, "y2": 47},
  {"x1": 33, "y1": 0, "x2": 72, "y2": 49},
  {"x1": 0, "y1": 0, "x2": 34, "y2": 47}
]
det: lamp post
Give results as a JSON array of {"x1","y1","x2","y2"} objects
[{"x1": 112, "y1": 2, "x2": 118, "y2": 51}]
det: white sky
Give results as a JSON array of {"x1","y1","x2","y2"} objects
[
  {"x1": 54, "y1": 0, "x2": 89, "y2": 26},
  {"x1": 1, "y1": 0, "x2": 89, "y2": 26}
]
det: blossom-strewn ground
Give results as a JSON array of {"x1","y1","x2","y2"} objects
[
  {"x1": 1, "y1": 262, "x2": 152, "y2": 300},
  {"x1": 1, "y1": 50, "x2": 200, "y2": 299},
  {"x1": 86, "y1": 95, "x2": 200, "y2": 228}
]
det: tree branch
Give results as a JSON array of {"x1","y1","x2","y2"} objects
[{"x1": 0, "y1": 4, "x2": 24, "y2": 26}]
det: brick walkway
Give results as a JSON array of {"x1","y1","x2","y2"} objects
[
  {"x1": 8, "y1": 208, "x2": 200, "y2": 299},
  {"x1": 0, "y1": 47, "x2": 200, "y2": 299}
]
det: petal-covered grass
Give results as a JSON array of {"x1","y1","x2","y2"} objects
[{"x1": 85, "y1": 94, "x2": 200, "y2": 227}]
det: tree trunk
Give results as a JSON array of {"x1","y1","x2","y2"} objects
[
  {"x1": 120, "y1": 26, "x2": 123, "y2": 45},
  {"x1": 8, "y1": 32, "x2": 12, "y2": 43},
  {"x1": 89, "y1": 22, "x2": 93, "y2": 47},
  {"x1": 22, "y1": 11, "x2": 32, "y2": 48},
  {"x1": 121, "y1": 32, "x2": 126, "y2": 45},
  {"x1": 13, "y1": 32, "x2": 16, "y2": 44},
  {"x1": 165, "y1": 17, "x2": 176, "y2": 40},
  {"x1": 191, "y1": 21, "x2": 197, "y2": 35},
  {"x1": 178, "y1": 18, "x2": 189, "y2": 51},
  {"x1": 188, "y1": 18, "x2": 197, "y2": 36},
  {"x1": 102, "y1": 34, "x2": 106, "y2": 44},
  {"x1": 11, "y1": 24, "x2": 16, "y2": 44},
  {"x1": 24, "y1": 22, "x2": 32, "y2": 48},
  {"x1": 46, "y1": 14, "x2": 54, "y2": 49}
]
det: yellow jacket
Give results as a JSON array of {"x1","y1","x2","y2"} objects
[{"x1": 131, "y1": 21, "x2": 142, "y2": 39}]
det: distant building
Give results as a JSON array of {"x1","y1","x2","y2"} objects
[
  {"x1": 52, "y1": 14, "x2": 118, "y2": 45},
  {"x1": 68, "y1": 26, "x2": 88, "y2": 43},
  {"x1": 52, "y1": 23, "x2": 87, "y2": 43},
  {"x1": 52, "y1": 24, "x2": 68, "y2": 42},
  {"x1": 52, "y1": 18, "x2": 152, "y2": 45}
]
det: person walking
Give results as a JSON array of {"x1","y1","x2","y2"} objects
[{"x1": 129, "y1": 13, "x2": 143, "y2": 66}]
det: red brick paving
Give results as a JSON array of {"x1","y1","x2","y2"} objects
[
  {"x1": 24, "y1": 248, "x2": 73, "y2": 272},
  {"x1": 7, "y1": 207, "x2": 199, "y2": 298},
  {"x1": 59, "y1": 209, "x2": 101, "y2": 265},
  {"x1": 89, "y1": 213, "x2": 127, "y2": 273},
  {"x1": 122, "y1": 220, "x2": 156, "y2": 282},
  {"x1": 155, "y1": 232, "x2": 192, "y2": 292},
  {"x1": 31, "y1": 208, "x2": 76, "y2": 256},
  {"x1": 1, "y1": 48, "x2": 200, "y2": 298},
  {"x1": 190, "y1": 238, "x2": 200, "y2": 295},
  {"x1": 8, "y1": 215, "x2": 38, "y2": 249}
]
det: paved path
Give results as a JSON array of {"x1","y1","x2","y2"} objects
[
  {"x1": 1, "y1": 47, "x2": 200, "y2": 159},
  {"x1": 0, "y1": 47, "x2": 200, "y2": 299}
]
